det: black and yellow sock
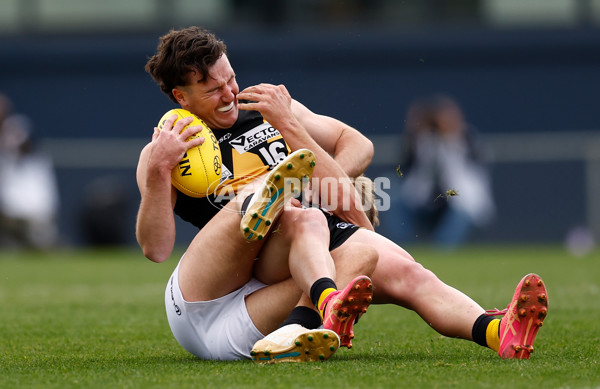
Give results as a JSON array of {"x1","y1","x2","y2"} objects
[
  {"x1": 472, "y1": 314, "x2": 501, "y2": 352},
  {"x1": 309, "y1": 278, "x2": 337, "y2": 318}
]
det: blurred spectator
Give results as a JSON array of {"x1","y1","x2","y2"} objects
[
  {"x1": 79, "y1": 176, "x2": 130, "y2": 246},
  {"x1": 379, "y1": 94, "x2": 495, "y2": 249},
  {"x1": 0, "y1": 103, "x2": 60, "y2": 249}
]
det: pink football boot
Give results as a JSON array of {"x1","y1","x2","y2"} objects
[
  {"x1": 486, "y1": 273, "x2": 549, "y2": 359},
  {"x1": 320, "y1": 276, "x2": 373, "y2": 348}
]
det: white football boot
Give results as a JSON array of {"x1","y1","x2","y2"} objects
[
  {"x1": 250, "y1": 324, "x2": 340, "y2": 363},
  {"x1": 240, "y1": 149, "x2": 315, "y2": 240}
]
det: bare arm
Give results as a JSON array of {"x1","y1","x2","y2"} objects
[
  {"x1": 237, "y1": 83, "x2": 374, "y2": 230},
  {"x1": 135, "y1": 115, "x2": 205, "y2": 262},
  {"x1": 290, "y1": 100, "x2": 373, "y2": 178}
]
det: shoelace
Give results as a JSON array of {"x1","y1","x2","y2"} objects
[{"x1": 485, "y1": 307, "x2": 508, "y2": 316}]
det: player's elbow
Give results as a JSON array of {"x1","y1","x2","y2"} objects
[
  {"x1": 137, "y1": 234, "x2": 172, "y2": 263},
  {"x1": 362, "y1": 137, "x2": 375, "y2": 167},
  {"x1": 136, "y1": 218, "x2": 174, "y2": 263},
  {"x1": 140, "y1": 244, "x2": 171, "y2": 263},
  {"x1": 350, "y1": 133, "x2": 374, "y2": 176}
]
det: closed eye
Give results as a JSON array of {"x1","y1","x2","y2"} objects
[{"x1": 203, "y1": 74, "x2": 236, "y2": 94}]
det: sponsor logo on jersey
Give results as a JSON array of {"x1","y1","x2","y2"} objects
[
  {"x1": 219, "y1": 163, "x2": 233, "y2": 183},
  {"x1": 229, "y1": 122, "x2": 281, "y2": 154},
  {"x1": 217, "y1": 132, "x2": 232, "y2": 144},
  {"x1": 336, "y1": 222, "x2": 354, "y2": 229}
]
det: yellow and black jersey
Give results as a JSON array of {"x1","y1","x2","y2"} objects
[
  {"x1": 174, "y1": 108, "x2": 290, "y2": 229},
  {"x1": 215, "y1": 108, "x2": 290, "y2": 194}
]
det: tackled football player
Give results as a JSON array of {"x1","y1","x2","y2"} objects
[
  {"x1": 137, "y1": 28, "x2": 378, "y2": 361},
  {"x1": 137, "y1": 26, "x2": 549, "y2": 362}
]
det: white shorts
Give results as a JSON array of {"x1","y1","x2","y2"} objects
[{"x1": 165, "y1": 261, "x2": 267, "y2": 360}]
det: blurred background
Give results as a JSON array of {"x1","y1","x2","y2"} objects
[{"x1": 0, "y1": 0, "x2": 599, "y2": 252}]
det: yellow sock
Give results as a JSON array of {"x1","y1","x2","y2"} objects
[
  {"x1": 317, "y1": 288, "x2": 337, "y2": 318},
  {"x1": 486, "y1": 319, "x2": 500, "y2": 352}
]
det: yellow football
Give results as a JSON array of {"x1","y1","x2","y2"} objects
[{"x1": 157, "y1": 108, "x2": 222, "y2": 198}]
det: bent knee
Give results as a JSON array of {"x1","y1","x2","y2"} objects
[
  {"x1": 404, "y1": 260, "x2": 436, "y2": 283},
  {"x1": 393, "y1": 260, "x2": 440, "y2": 300},
  {"x1": 278, "y1": 207, "x2": 328, "y2": 238}
]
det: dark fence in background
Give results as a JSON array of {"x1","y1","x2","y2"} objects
[{"x1": 1, "y1": 27, "x2": 599, "y2": 246}]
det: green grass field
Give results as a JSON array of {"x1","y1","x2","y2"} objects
[{"x1": 1, "y1": 245, "x2": 599, "y2": 388}]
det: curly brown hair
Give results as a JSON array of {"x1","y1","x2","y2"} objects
[{"x1": 145, "y1": 26, "x2": 227, "y2": 103}]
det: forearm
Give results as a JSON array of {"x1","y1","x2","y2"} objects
[
  {"x1": 331, "y1": 130, "x2": 374, "y2": 178},
  {"x1": 136, "y1": 202, "x2": 176, "y2": 263},
  {"x1": 236, "y1": 84, "x2": 373, "y2": 229},
  {"x1": 136, "y1": 170, "x2": 176, "y2": 263},
  {"x1": 280, "y1": 122, "x2": 374, "y2": 230},
  {"x1": 135, "y1": 115, "x2": 206, "y2": 262}
]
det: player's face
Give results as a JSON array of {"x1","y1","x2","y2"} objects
[{"x1": 175, "y1": 54, "x2": 239, "y2": 130}]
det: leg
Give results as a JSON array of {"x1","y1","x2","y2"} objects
[
  {"x1": 178, "y1": 199, "x2": 265, "y2": 302},
  {"x1": 342, "y1": 229, "x2": 549, "y2": 358},
  {"x1": 168, "y1": 151, "x2": 372, "y2": 361},
  {"x1": 330, "y1": 241, "x2": 379, "y2": 287},
  {"x1": 254, "y1": 206, "x2": 336, "y2": 290},
  {"x1": 250, "y1": 240, "x2": 379, "y2": 362},
  {"x1": 346, "y1": 228, "x2": 484, "y2": 340},
  {"x1": 176, "y1": 191, "x2": 311, "y2": 339},
  {"x1": 180, "y1": 150, "x2": 318, "y2": 301},
  {"x1": 326, "y1": 241, "x2": 378, "y2": 348},
  {"x1": 245, "y1": 277, "x2": 304, "y2": 335},
  {"x1": 172, "y1": 194, "x2": 348, "y2": 361},
  {"x1": 251, "y1": 206, "x2": 376, "y2": 338},
  {"x1": 178, "y1": 167, "x2": 321, "y2": 303}
]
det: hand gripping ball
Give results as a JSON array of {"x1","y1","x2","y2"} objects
[{"x1": 157, "y1": 109, "x2": 222, "y2": 198}]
